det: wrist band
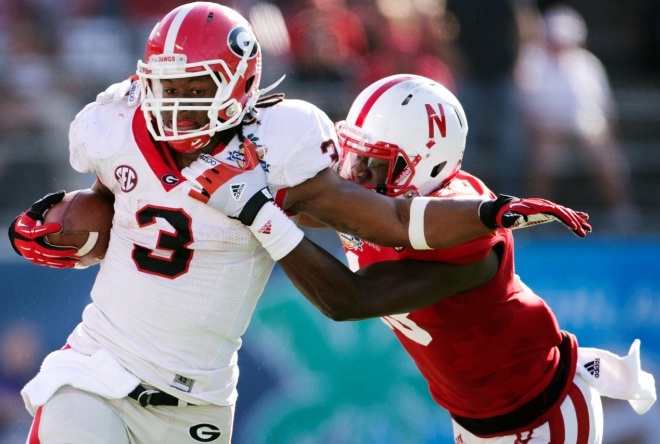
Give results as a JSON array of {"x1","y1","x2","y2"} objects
[
  {"x1": 478, "y1": 195, "x2": 514, "y2": 229},
  {"x1": 409, "y1": 197, "x2": 432, "y2": 250},
  {"x1": 249, "y1": 201, "x2": 304, "y2": 261},
  {"x1": 478, "y1": 200, "x2": 497, "y2": 229},
  {"x1": 239, "y1": 187, "x2": 274, "y2": 226}
]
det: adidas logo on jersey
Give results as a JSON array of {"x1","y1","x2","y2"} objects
[
  {"x1": 584, "y1": 358, "x2": 600, "y2": 378},
  {"x1": 455, "y1": 435, "x2": 466, "y2": 444},
  {"x1": 231, "y1": 183, "x2": 246, "y2": 200},
  {"x1": 258, "y1": 220, "x2": 272, "y2": 234}
]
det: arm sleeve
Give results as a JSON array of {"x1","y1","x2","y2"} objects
[
  {"x1": 69, "y1": 103, "x2": 99, "y2": 175},
  {"x1": 69, "y1": 101, "x2": 135, "y2": 184}
]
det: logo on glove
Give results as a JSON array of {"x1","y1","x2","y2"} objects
[{"x1": 230, "y1": 183, "x2": 246, "y2": 200}]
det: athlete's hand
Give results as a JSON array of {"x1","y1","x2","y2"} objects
[
  {"x1": 479, "y1": 195, "x2": 591, "y2": 237},
  {"x1": 182, "y1": 139, "x2": 273, "y2": 226},
  {"x1": 8, "y1": 191, "x2": 81, "y2": 268},
  {"x1": 95, "y1": 75, "x2": 140, "y2": 106},
  {"x1": 184, "y1": 140, "x2": 304, "y2": 260}
]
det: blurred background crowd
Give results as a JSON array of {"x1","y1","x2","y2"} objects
[
  {"x1": 0, "y1": 0, "x2": 659, "y2": 443},
  {"x1": 0, "y1": 0, "x2": 659, "y2": 234}
]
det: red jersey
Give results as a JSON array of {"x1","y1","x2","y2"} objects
[{"x1": 341, "y1": 171, "x2": 574, "y2": 422}]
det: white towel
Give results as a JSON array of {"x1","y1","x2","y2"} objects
[
  {"x1": 577, "y1": 339, "x2": 656, "y2": 415},
  {"x1": 21, "y1": 348, "x2": 141, "y2": 415}
]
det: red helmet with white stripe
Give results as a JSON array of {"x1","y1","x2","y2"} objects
[
  {"x1": 336, "y1": 74, "x2": 468, "y2": 197},
  {"x1": 136, "y1": 2, "x2": 262, "y2": 153}
]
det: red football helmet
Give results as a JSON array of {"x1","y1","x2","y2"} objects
[{"x1": 137, "y1": 2, "x2": 262, "y2": 153}]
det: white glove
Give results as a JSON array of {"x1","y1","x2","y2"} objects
[
  {"x1": 95, "y1": 77, "x2": 141, "y2": 106},
  {"x1": 182, "y1": 139, "x2": 303, "y2": 260},
  {"x1": 181, "y1": 147, "x2": 272, "y2": 225}
]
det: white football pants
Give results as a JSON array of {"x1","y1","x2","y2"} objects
[{"x1": 26, "y1": 385, "x2": 234, "y2": 444}]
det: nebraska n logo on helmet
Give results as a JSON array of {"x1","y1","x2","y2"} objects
[
  {"x1": 136, "y1": 2, "x2": 263, "y2": 154},
  {"x1": 336, "y1": 74, "x2": 468, "y2": 197},
  {"x1": 425, "y1": 103, "x2": 447, "y2": 138}
]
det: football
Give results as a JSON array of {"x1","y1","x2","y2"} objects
[{"x1": 43, "y1": 189, "x2": 114, "y2": 267}]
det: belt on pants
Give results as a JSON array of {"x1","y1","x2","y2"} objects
[{"x1": 128, "y1": 384, "x2": 194, "y2": 407}]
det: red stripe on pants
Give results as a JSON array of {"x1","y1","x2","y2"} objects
[
  {"x1": 548, "y1": 404, "x2": 565, "y2": 443},
  {"x1": 569, "y1": 382, "x2": 591, "y2": 444},
  {"x1": 28, "y1": 406, "x2": 43, "y2": 444}
]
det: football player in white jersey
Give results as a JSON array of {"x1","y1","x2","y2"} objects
[{"x1": 7, "y1": 3, "x2": 592, "y2": 443}]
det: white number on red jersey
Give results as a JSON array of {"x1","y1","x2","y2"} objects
[
  {"x1": 381, "y1": 314, "x2": 432, "y2": 346},
  {"x1": 346, "y1": 251, "x2": 433, "y2": 346}
]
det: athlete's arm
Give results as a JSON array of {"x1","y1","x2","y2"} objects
[
  {"x1": 286, "y1": 169, "x2": 590, "y2": 245},
  {"x1": 184, "y1": 139, "x2": 589, "y2": 256},
  {"x1": 284, "y1": 168, "x2": 488, "y2": 249},
  {"x1": 278, "y1": 238, "x2": 499, "y2": 320}
]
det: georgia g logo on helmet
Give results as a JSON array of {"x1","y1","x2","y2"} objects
[{"x1": 227, "y1": 26, "x2": 258, "y2": 59}]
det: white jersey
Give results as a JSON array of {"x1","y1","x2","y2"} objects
[{"x1": 65, "y1": 98, "x2": 336, "y2": 405}]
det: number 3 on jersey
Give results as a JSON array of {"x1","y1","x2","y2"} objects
[{"x1": 133, "y1": 206, "x2": 193, "y2": 279}]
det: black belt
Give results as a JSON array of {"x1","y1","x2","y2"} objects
[{"x1": 128, "y1": 384, "x2": 190, "y2": 407}]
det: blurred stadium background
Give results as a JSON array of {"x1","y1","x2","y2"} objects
[{"x1": 0, "y1": 0, "x2": 658, "y2": 443}]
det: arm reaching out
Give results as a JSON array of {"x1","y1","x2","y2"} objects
[
  {"x1": 182, "y1": 150, "x2": 497, "y2": 317},
  {"x1": 284, "y1": 169, "x2": 591, "y2": 249},
  {"x1": 184, "y1": 139, "x2": 591, "y2": 256},
  {"x1": 182, "y1": 141, "x2": 589, "y2": 319}
]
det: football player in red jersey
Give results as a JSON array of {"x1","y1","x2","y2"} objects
[
  {"x1": 202, "y1": 74, "x2": 654, "y2": 443},
  {"x1": 8, "y1": 2, "x2": 596, "y2": 442}
]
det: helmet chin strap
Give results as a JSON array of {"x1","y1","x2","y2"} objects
[
  {"x1": 245, "y1": 74, "x2": 286, "y2": 112},
  {"x1": 376, "y1": 183, "x2": 387, "y2": 195}
]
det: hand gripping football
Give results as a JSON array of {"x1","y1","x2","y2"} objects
[{"x1": 43, "y1": 189, "x2": 114, "y2": 267}]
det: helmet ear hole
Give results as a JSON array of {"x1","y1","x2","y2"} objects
[
  {"x1": 392, "y1": 157, "x2": 407, "y2": 180},
  {"x1": 430, "y1": 161, "x2": 447, "y2": 178},
  {"x1": 245, "y1": 75, "x2": 255, "y2": 93}
]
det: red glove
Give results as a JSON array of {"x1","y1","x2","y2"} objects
[
  {"x1": 479, "y1": 195, "x2": 592, "y2": 237},
  {"x1": 8, "y1": 191, "x2": 80, "y2": 268}
]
